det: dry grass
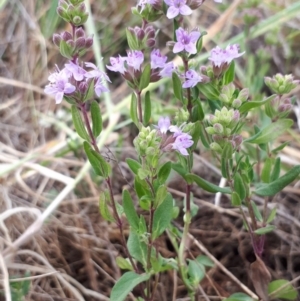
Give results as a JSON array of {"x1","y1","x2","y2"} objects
[{"x1": 0, "y1": 0, "x2": 300, "y2": 300}]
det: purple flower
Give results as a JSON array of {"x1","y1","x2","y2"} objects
[
  {"x1": 209, "y1": 44, "x2": 244, "y2": 68},
  {"x1": 172, "y1": 133, "x2": 193, "y2": 155},
  {"x1": 126, "y1": 50, "x2": 144, "y2": 71},
  {"x1": 85, "y1": 62, "x2": 111, "y2": 82},
  {"x1": 164, "y1": 0, "x2": 192, "y2": 19},
  {"x1": 64, "y1": 60, "x2": 86, "y2": 81},
  {"x1": 94, "y1": 78, "x2": 109, "y2": 97},
  {"x1": 106, "y1": 56, "x2": 126, "y2": 74},
  {"x1": 44, "y1": 67, "x2": 76, "y2": 104},
  {"x1": 159, "y1": 62, "x2": 176, "y2": 78},
  {"x1": 182, "y1": 69, "x2": 202, "y2": 88},
  {"x1": 138, "y1": 0, "x2": 158, "y2": 11},
  {"x1": 156, "y1": 117, "x2": 171, "y2": 134},
  {"x1": 173, "y1": 27, "x2": 200, "y2": 54},
  {"x1": 214, "y1": 0, "x2": 222, "y2": 2},
  {"x1": 150, "y1": 49, "x2": 167, "y2": 69}
]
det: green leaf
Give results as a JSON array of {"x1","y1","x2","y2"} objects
[
  {"x1": 172, "y1": 72, "x2": 183, "y2": 102},
  {"x1": 126, "y1": 158, "x2": 141, "y2": 175},
  {"x1": 71, "y1": 105, "x2": 90, "y2": 141},
  {"x1": 152, "y1": 193, "x2": 173, "y2": 239},
  {"x1": 197, "y1": 82, "x2": 219, "y2": 100},
  {"x1": 191, "y1": 99, "x2": 205, "y2": 122},
  {"x1": 126, "y1": 28, "x2": 139, "y2": 50},
  {"x1": 130, "y1": 93, "x2": 139, "y2": 127},
  {"x1": 270, "y1": 157, "x2": 281, "y2": 182},
  {"x1": 190, "y1": 121, "x2": 201, "y2": 151},
  {"x1": 239, "y1": 94, "x2": 276, "y2": 115},
  {"x1": 127, "y1": 231, "x2": 148, "y2": 267},
  {"x1": 261, "y1": 157, "x2": 272, "y2": 183},
  {"x1": 266, "y1": 207, "x2": 277, "y2": 224},
  {"x1": 196, "y1": 255, "x2": 214, "y2": 267},
  {"x1": 222, "y1": 142, "x2": 234, "y2": 160},
  {"x1": 90, "y1": 101, "x2": 102, "y2": 137},
  {"x1": 139, "y1": 63, "x2": 151, "y2": 91},
  {"x1": 59, "y1": 39, "x2": 73, "y2": 59},
  {"x1": 234, "y1": 173, "x2": 246, "y2": 201},
  {"x1": 245, "y1": 119, "x2": 293, "y2": 144},
  {"x1": 186, "y1": 173, "x2": 231, "y2": 194},
  {"x1": 171, "y1": 162, "x2": 188, "y2": 178},
  {"x1": 251, "y1": 201, "x2": 263, "y2": 222},
  {"x1": 123, "y1": 190, "x2": 139, "y2": 232},
  {"x1": 110, "y1": 271, "x2": 150, "y2": 301},
  {"x1": 158, "y1": 161, "x2": 172, "y2": 184},
  {"x1": 271, "y1": 141, "x2": 289, "y2": 154},
  {"x1": 144, "y1": 91, "x2": 151, "y2": 125},
  {"x1": 154, "y1": 185, "x2": 168, "y2": 208},
  {"x1": 84, "y1": 79, "x2": 95, "y2": 102},
  {"x1": 200, "y1": 124, "x2": 210, "y2": 148},
  {"x1": 187, "y1": 260, "x2": 205, "y2": 286},
  {"x1": 224, "y1": 292, "x2": 254, "y2": 301},
  {"x1": 231, "y1": 191, "x2": 241, "y2": 206},
  {"x1": 223, "y1": 61, "x2": 235, "y2": 85},
  {"x1": 255, "y1": 165, "x2": 300, "y2": 196},
  {"x1": 254, "y1": 225, "x2": 276, "y2": 235},
  {"x1": 83, "y1": 142, "x2": 110, "y2": 177},
  {"x1": 99, "y1": 191, "x2": 115, "y2": 222},
  {"x1": 268, "y1": 279, "x2": 297, "y2": 300},
  {"x1": 116, "y1": 257, "x2": 133, "y2": 271}
]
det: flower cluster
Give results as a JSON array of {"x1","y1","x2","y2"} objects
[
  {"x1": 264, "y1": 73, "x2": 299, "y2": 95},
  {"x1": 107, "y1": 49, "x2": 176, "y2": 88},
  {"x1": 44, "y1": 60, "x2": 110, "y2": 103},
  {"x1": 208, "y1": 44, "x2": 244, "y2": 76},
  {"x1": 164, "y1": 0, "x2": 223, "y2": 19},
  {"x1": 219, "y1": 83, "x2": 249, "y2": 108},
  {"x1": 156, "y1": 117, "x2": 194, "y2": 155},
  {"x1": 205, "y1": 107, "x2": 242, "y2": 152}
]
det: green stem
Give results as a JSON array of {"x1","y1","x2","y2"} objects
[{"x1": 137, "y1": 90, "x2": 143, "y2": 124}]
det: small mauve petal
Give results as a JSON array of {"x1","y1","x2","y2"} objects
[
  {"x1": 178, "y1": 148, "x2": 189, "y2": 156},
  {"x1": 173, "y1": 42, "x2": 185, "y2": 53},
  {"x1": 55, "y1": 92, "x2": 64, "y2": 104},
  {"x1": 179, "y1": 5, "x2": 192, "y2": 16},
  {"x1": 64, "y1": 83, "x2": 76, "y2": 94},
  {"x1": 167, "y1": 6, "x2": 179, "y2": 19},
  {"x1": 164, "y1": 0, "x2": 172, "y2": 5},
  {"x1": 182, "y1": 80, "x2": 192, "y2": 88},
  {"x1": 189, "y1": 31, "x2": 201, "y2": 42},
  {"x1": 185, "y1": 43, "x2": 197, "y2": 54}
]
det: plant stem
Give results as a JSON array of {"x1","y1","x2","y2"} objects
[
  {"x1": 182, "y1": 58, "x2": 192, "y2": 116},
  {"x1": 79, "y1": 104, "x2": 139, "y2": 273},
  {"x1": 137, "y1": 90, "x2": 143, "y2": 124}
]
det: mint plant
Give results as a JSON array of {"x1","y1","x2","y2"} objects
[{"x1": 44, "y1": 0, "x2": 299, "y2": 300}]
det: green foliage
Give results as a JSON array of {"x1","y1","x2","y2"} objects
[
  {"x1": 245, "y1": 119, "x2": 293, "y2": 144},
  {"x1": 71, "y1": 105, "x2": 90, "y2": 141},
  {"x1": 139, "y1": 63, "x2": 151, "y2": 90},
  {"x1": 223, "y1": 293, "x2": 254, "y2": 301},
  {"x1": 90, "y1": 101, "x2": 103, "y2": 137},
  {"x1": 144, "y1": 91, "x2": 151, "y2": 125},
  {"x1": 99, "y1": 190, "x2": 115, "y2": 222},
  {"x1": 127, "y1": 231, "x2": 148, "y2": 267},
  {"x1": 223, "y1": 61, "x2": 235, "y2": 85},
  {"x1": 157, "y1": 161, "x2": 172, "y2": 184},
  {"x1": 126, "y1": 158, "x2": 142, "y2": 175},
  {"x1": 268, "y1": 279, "x2": 298, "y2": 300},
  {"x1": 172, "y1": 72, "x2": 183, "y2": 102},
  {"x1": 152, "y1": 193, "x2": 173, "y2": 239},
  {"x1": 255, "y1": 165, "x2": 300, "y2": 196},
  {"x1": 130, "y1": 93, "x2": 139, "y2": 127},
  {"x1": 123, "y1": 190, "x2": 140, "y2": 232},
  {"x1": 110, "y1": 272, "x2": 150, "y2": 301}
]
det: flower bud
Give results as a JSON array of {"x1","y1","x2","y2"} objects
[
  {"x1": 238, "y1": 88, "x2": 249, "y2": 102},
  {"x1": 188, "y1": 0, "x2": 204, "y2": 10},
  {"x1": 66, "y1": 40, "x2": 75, "y2": 48},
  {"x1": 78, "y1": 81, "x2": 88, "y2": 94},
  {"x1": 62, "y1": 31, "x2": 73, "y2": 41},
  {"x1": 200, "y1": 65, "x2": 207, "y2": 74},
  {"x1": 146, "y1": 38, "x2": 156, "y2": 48},
  {"x1": 75, "y1": 37, "x2": 86, "y2": 49},
  {"x1": 137, "y1": 29, "x2": 145, "y2": 40},
  {"x1": 232, "y1": 99, "x2": 242, "y2": 108},
  {"x1": 210, "y1": 142, "x2": 222, "y2": 153},
  {"x1": 85, "y1": 37, "x2": 93, "y2": 48},
  {"x1": 72, "y1": 16, "x2": 82, "y2": 25},
  {"x1": 205, "y1": 127, "x2": 215, "y2": 135},
  {"x1": 232, "y1": 110, "x2": 240, "y2": 123},
  {"x1": 213, "y1": 123, "x2": 223, "y2": 134},
  {"x1": 78, "y1": 3, "x2": 86, "y2": 13},
  {"x1": 75, "y1": 27, "x2": 85, "y2": 38},
  {"x1": 57, "y1": 6, "x2": 66, "y2": 18},
  {"x1": 53, "y1": 33, "x2": 62, "y2": 46},
  {"x1": 145, "y1": 28, "x2": 155, "y2": 39}
]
